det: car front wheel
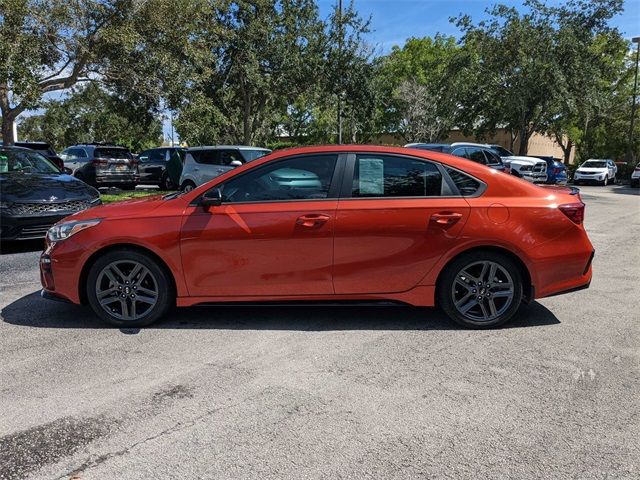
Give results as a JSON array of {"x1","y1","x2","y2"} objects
[
  {"x1": 181, "y1": 180, "x2": 196, "y2": 192},
  {"x1": 438, "y1": 251, "x2": 523, "y2": 328},
  {"x1": 86, "y1": 249, "x2": 174, "y2": 327}
]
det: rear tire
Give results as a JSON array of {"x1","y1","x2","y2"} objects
[
  {"x1": 86, "y1": 249, "x2": 174, "y2": 327},
  {"x1": 160, "y1": 173, "x2": 175, "y2": 190},
  {"x1": 437, "y1": 251, "x2": 523, "y2": 329},
  {"x1": 181, "y1": 180, "x2": 196, "y2": 192}
]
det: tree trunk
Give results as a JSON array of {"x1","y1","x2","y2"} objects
[
  {"x1": 1, "y1": 111, "x2": 16, "y2": 145},
  {"x1": 563, "y1": 139, "x2": 573, "y2": 165},
  {"x1": 517, "y1": 125, "x2": 531, "y2": 156}
]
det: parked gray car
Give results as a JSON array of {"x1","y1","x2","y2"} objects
[
  {"x1": 60, "y1": 144, "x2": 139, "y2": 189},
  {"x1": 179, "y1": 145, "x2": 271, "y2": 191}
]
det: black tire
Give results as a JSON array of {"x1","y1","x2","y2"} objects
[
  {"x1": 160, "y1": 173, "x2": 175, "y2": 190},
  {"x1": 86, "y1": 249, "x2": 174, "y2": 327},
  {"x1": 181, "y1": 180, "x2": 196, "y2": 192},
  {"x1": 437, "y1": 251, "x2": 523, "y2": 329},
  {"x1": 121, "y1": 184, "x2": 136, "y2": 191}
]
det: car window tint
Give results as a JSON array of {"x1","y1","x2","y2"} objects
[
  {"x1": 219, "y1": 149, "x2": 243, "y2": 166},
  {"x1": 240, "y1": 149, "x2": 271, "y2": 162},
  {"x1": 352, "y1": 154, "x2": 443, "y2": 197},
  {"x1": 193, "y1": 150, "x2": 219, "y2": 165},
  {"x1": 76, "y1": 149, "x2": 88, "y2": 158},
  {"x1": 148, "y1": 149, "x2": 166, "y2": 162},
  {"x1": 95, "y1": 148, "x2": 131, "y2": 159},
  {"x1": 483, "y1": 150, "x2": 503, "y2": 166},
  {"x1": 445, "y1": 167, "x2": 482, "y2": 196},
  {"x1": 220, "y1": 154, "x2": 338, "y2": 203},
  {"x1": 450, "y1": 147, "x2": 467, "y2": 158},
  {"x1": 466, "y1": 148, "x2": 487, "y2": 165}
]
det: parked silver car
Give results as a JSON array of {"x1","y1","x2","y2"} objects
[{"x1": 179, "y1": 145, "x2": 271, "y2": 191}]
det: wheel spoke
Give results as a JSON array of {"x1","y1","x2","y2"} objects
[
  {"x1": 103, "y1": 269, "x2": 119, "y2": 286},
  {"x1": 492, "y1": 290, "x2": 513, "y2": 298},
  {"x1": 455, "y1": 277, "x2": 473, "y2": 292},
  {"x1": 120, "y1": 298, "x2": 130, "y2": 319},
  {"x1": 136, "y1": 285, "x2": 156, "y2": 296},
  {"x1": 97, "y1": 287, "x2": 118, "y2": 299},
  {"x1": 487, "y1": 297, "x2": 498, "y2": 317},
  {"x1": 479, "y1": 300, "x2": 490, "y2": 319},
  {"x1": 136, "y1": 293, "x2": 156, "y2": 305},
  {"x1": 100, "y1": 295, "x2": 120, "y2": 306},
  {"x1": 458, "y1": 298, "x2": 478, "y2": 314},
  {"x1": 479, "y1": 262, "x2": 490, "y2": 283},
  {"x1": 455, "y1": 291, "x2": 474, "y2": 307},
  {"x1": 127, "y1": 263, "x2": 144, "y2": 282},
  {"x1": 110, "y1": 264, "x2": 127, "y2": 282},
  {"x1": 488, "y1": 263, "x2": 498, "y2": 283},
  {"x1": 459, "y1": 269, "x2": 480, "y2": 284},
  {"x1": 492, "y1": 281, "x2": 513, "y2": 290}
]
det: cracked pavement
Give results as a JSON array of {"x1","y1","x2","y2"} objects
[{"x1": 1, "y1": 185, "x2": 639, "y2": 479}]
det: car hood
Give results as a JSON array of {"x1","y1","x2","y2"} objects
[
  {"x1": 504, "y1": 156, "x2": 545, "y2": 165},
  {"x1": 0, "y1": 173, "x2": 99, "y2": 203},
  {"x1": 576, "y1": 167, "x2": 607, "y2": 173},
  {"x1": 66, "y1": 194, "x2": 168, "y2": 221}
]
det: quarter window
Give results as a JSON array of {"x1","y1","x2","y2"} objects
[
  {"x1": 445, "y1": 167, "x2": 482, "y2": 196},
  {"x1": 351, "y1": 154, "x2": 443, "y2": 197},
  {"x1": 219, "y1": 154, "x2": 338, "y2": 203}
]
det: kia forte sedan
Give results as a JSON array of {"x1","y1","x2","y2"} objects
[{"x1": 40, "y1": 146, "x2": 594, "y2": 328}]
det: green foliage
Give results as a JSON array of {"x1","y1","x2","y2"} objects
[{"x1": 18, "y1": 83, "x2": 163, "y2": 151}]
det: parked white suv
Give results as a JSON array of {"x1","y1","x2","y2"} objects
[
  {"x1": 451, "y1": 142, "x2": 548, "y2": 183},
  {"x1": 179, "y1": 146, "x2": 271, "y2": 191},
  {"x1": 573, "y1": 159, "x2": 617, "y2": 186}
]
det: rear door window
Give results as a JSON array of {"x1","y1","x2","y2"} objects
[
  {"x1": 192, "y1": 150, "x2": 220, "y2": 165},
  {"x1": 351, "y1": 154, "x2": 444, "y2": 197},
  {"x1": 466, "y1": 148, "x2": 488, "y2": 165},
  {"x1": 218, "y1": 149, "x2": 244, "y2": 166}
]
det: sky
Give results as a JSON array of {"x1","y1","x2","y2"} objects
[{"x1": 316, "y1": 0, "x2": 639, "y2": 54}]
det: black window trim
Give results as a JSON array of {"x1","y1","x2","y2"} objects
[
  {"x1": 192, "y1": 153, "x2": 347, "y2": 206},
  {"x1": 340, "y1": 151, "x2": 474, "y2": 200}
]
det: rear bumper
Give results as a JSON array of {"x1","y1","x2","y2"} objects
[{"x1": 95, "y1": 173, "x2": 139, "y2": 186}]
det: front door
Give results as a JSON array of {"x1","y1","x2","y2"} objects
[
  {"x1": 180, "y1": 154, "x2": 342, "y2": 297},
  {"x1": 333, "y1": 153, "x2": 470, "y2": 294}
]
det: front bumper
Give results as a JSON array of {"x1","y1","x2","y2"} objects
[
  {"x1": 574, "y1": 173, "x2": 606, "y2": 183},
  {"x1": 522, "y1": 172, "x2": 548, "y2": 183},
  {"x1": 1, "y1": 213, "x2": 69, "y2": 240}
]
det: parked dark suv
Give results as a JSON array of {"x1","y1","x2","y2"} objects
[
  {"x1": 137, "y1": 147, "x2": 186, "y2": 189},
  {"x1": 404, "y1": 143, "x2": 507, "y2": 172},
  {"x1": 60, "y1": 144, "x2": 139, "y2": 189}
]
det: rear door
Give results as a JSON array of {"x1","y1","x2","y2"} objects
[{"x1": 333, "y1": 153, "x2": 470, "y2": 294}]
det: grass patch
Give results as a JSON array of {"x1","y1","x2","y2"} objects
[{"x1": 100, "y1": 190, "x2": 174, "y2": 204}]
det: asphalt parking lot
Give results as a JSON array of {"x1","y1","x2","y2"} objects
[{"x1": 1, "y1": 185, "x2": 638, "y2": 480}]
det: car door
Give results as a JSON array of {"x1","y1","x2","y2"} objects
[
  {"x1": 333, "y1": 153, "x2": 470, "y2": 294},
  {"x1": 180, "y1": 153, "x2": 343, "y2": 297},
  {"x1": 191, "y1": 149, "x2": 221, "y2": 185}
]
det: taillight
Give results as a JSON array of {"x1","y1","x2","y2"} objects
[
  {"x1": 552, "y1": 167, "x2": 562, "y2": 174},
  {"x1": 92, "y1": 159, "x2": 108, "y2": 166},
  {"x1": 559, "y1": 202, "x2": 585, "y2": 225}
]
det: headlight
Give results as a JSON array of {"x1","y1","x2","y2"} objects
[{"x1": 47, "y1": 219, "x2": 101, "y2": 242}]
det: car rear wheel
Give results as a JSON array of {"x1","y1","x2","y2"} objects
[
  {"x1": 181, "y1": 180, "x2": 196, "y2": 192},
  {"x1": 161, "y1": 173, "x2": 175, "y2": 190},
  {"x1": 438, "y1": 251, "x2": 523, "y2": 328},
  {"x1": 87, "y1": 249, "x2": 174, "y2": 327}
]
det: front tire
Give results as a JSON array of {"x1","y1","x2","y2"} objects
[
  {"x1": 160, "y1": 173, "x2": 175, "y2": 190},
  {"x1": 601, "y1": 175, "x2": 608, "y2": 186},
  {"x1": 437, "y1": 251, "x2": 523, "y2": 329},
  {"x1": 86, "y1": 249, "x2": 174, "y2": 327},
  {"x1": 181, "y1": 180, "x2": 196, "y2": 192}
]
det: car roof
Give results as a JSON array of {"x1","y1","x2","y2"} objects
[
  {"x1": 0, "y1": 145, "x2": 34, "y2": 152},
  {"x1": 450, "y1": 141, "x2": 493, "y2": 148},
  {"x1": 187, "y1": 145, "x2": 271, "y2": 151}
]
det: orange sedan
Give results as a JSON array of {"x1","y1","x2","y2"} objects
[{"x1": 40, "y1": 145, "x2": 594, "y2": 328}]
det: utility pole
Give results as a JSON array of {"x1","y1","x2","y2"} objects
[
  {"x1": 626, "y1": 37, "x2": 640, "y2": 163},
  {"x1": 336, "y1": 0, "x2": 343, "y2": 144}
]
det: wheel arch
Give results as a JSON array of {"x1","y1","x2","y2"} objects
[
  {"x1": 434, "y1": 246, "x2": 534, "y2": 304},
  {"x1": 79, "y1": 243, "x2": 178, "y2": 305}
]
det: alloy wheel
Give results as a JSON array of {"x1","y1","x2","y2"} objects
[
  {"x1": 451, "y1": 260, "x2": 515, "y2": 322},
  {"x1": 95, "y1": 260, "x2": 159, "y2": 321}
]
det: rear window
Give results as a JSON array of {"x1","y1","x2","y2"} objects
[
  {"x1": 445, "y1": 167, "x2": 482, "y2": 196},
  {"x1": 95, "y1": 148, "x2": 132, "y2": 159}
]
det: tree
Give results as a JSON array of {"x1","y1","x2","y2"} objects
[
  {"x1": 452, "y1": 0, "x2": 624, "y2": 155},
  {"x1": 375, "y1": 35, "x2": 459, "y2": 143},
  {"x1": 0, "y1": 0, "x2": 201, "y2": 144},
  {"x1": 17, "y1": 83, "x2": 163, "y2": 151}
]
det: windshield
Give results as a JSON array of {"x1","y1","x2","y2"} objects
[
  {"x1": 582, "y1": 161, "x2": 607, "y2": 168},
  {"x1": 95, "y1": 148, "x2": 132, "y2": 159},
  {"x1": 0, "y1": 149, "x2": 60, "y2": 174},
  {"x1": 240, "y1": 149, "x2": 271, "y2": 162},
  {"x1": 490, "y1": 145, "x2": 513, "y2": 157}
]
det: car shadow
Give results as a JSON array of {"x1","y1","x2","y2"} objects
[
  {"x1": 2, "y1": 291, "x2": 560, "y2": 332},
  {"x1": 0, "y1": 239, "x2": 45, "y2": 255},
  {"x1": 608, "y1": 185, "x2": 639, "y2": 196}
]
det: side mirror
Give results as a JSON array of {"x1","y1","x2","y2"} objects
[
  {"x1": 200, "y1": 188, "x2": 222, "y2": 209},
  {"x1": 230, "y1": 159, "x2": 243, "y2": 167}
]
